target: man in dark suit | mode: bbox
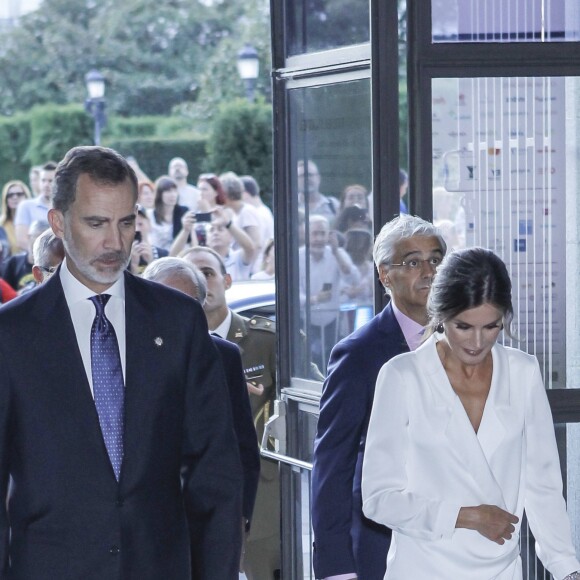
[0,146,242,579]
[142,256,260,534]
[311,214,446,580]
[183,246,280,580]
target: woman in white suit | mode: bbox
[362,247,580,580]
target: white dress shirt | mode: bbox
[59,258,126,395]
[211,309,233,339]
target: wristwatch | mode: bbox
[564,572,580,580]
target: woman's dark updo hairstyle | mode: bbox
[427,247,514,337]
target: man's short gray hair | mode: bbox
[32,228,64,269]
[142,257,207,304]
[220,171,244,201]
[373,214,446,271]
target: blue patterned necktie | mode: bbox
[89,294,125,481]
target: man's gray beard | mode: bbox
[63,231,129,287]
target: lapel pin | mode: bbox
[235,330,243,338]
[154,337,164,347]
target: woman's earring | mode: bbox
[436,323,444,334]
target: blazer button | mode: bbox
[116,499,124,507]
[110,545,120,555]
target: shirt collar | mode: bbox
[59,257,125,305]
[390,298,425,352]
[211,309,232,339]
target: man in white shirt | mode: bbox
[297,159,340,220]
[220,172,262,269]
[311,215,446,580]
[168,156,200,210]
[15,161,57,251]
[299,215,359,372]
[0,145,242,578]
[240,175,274,267]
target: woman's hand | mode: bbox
[456,505,519,544]
[181,210,197,233]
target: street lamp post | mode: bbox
[84,70,106,146]
[236,44,260,102]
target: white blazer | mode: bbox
[362,335,580,580]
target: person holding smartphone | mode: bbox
[129,207,168,275]
[172,207,256,282]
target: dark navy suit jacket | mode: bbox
[0,271,242,579]
[312,302,409,580]
[211,335,260,523]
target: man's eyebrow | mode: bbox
[399,248,443,260]
[82,214,136,223]
[83,215,109,223]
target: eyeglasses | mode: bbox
[6,191,26,199]
[389,256,442,270]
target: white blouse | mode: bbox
[362,335,580,580]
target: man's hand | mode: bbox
[212,205,234,226]
[456,505,519,544]
[247,381,264,396]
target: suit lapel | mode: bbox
[123,273,169,485]
[375,302,410,357]
[27,274,113,471]
[419,336,507,509]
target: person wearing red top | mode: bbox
[0,278,17,303]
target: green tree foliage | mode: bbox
[206,98,273,196]
[0,0,271,117]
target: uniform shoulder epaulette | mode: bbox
[247,315,276,333]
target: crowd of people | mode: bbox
[0,157,275,294]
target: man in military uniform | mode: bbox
[183,246,280,580]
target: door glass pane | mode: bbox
[288,77,373,379]
[432,0,580,42]
[286,0,370,56]
[432,76,580,391]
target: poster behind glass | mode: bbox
[432,0,579,42]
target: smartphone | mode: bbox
[195,212,213,223]
[134,231,142,243]
[322,282,333,292]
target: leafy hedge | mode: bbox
[0,114,31,183]
[0,102,273,209]
[26,105,94,165]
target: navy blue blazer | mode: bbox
[311,302,409,580]
[212,335,260,523]
[0,270,243,579]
